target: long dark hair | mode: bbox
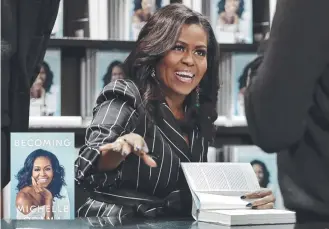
[124,3,220,140]
[41,61,54,93]
[251,159,270,188]
[16,149,66,199]
[102,60,124,87]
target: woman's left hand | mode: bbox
[242,189,275,209]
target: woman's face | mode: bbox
[38,66,46,83]
[225,0,240,15]
[32,156,54,188]
[111,66,124,81]
[252,164,264,184]
[157,24,208,98]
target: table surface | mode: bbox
[2,217,329,229]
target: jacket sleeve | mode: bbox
[75,80,141,190]
[244,0,329,152]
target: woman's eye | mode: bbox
[46,168,52,171]
[34,169,40,172]
[173,45,185,52]
[195,50,207,57]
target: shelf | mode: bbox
[48,38,258,53]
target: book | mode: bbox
[10,133,75,220]
[181,163,295,226]
[231,53,257,119]
[126,0,170,40]
[210,0,253,44]
[51,0,64,38]
[29,49,61,117]
[230,145,285,209]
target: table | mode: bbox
[1,217,329,229]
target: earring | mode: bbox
[195,85,200,108]
[151,68,155,78]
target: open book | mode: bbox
[181,163,295,226]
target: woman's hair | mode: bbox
[124,3,220,141]
[250,159,270,188]
[217,0,245,18]
[41,61,54,93]
[15,149,66,199]
[102,60,124,87]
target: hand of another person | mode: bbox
[31,177,53,202]
[241,188,275,209]
[99,133,157,168]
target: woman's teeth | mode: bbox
[38,179,48,183]
[175,72,194,83]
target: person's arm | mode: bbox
[244,0,329,152]
[16,192,34,215]
[75,80,139,189]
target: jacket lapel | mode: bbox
[155,102,192,162]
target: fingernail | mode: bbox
[246,203,252,207]
[252,206,257,209]
[240,196,246,199]
[135,146,141,151]
[142,145,149,153]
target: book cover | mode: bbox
[231,145,285,209]
[231,53,257,117]
[210,0,253,44]
[30,49,61,117]
[94,50,130,101]
[127,0,169,40]
[10,133,75,220]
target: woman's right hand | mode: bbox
[99,133,157,168]
[31,177,53,202]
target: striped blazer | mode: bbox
[75,79,209,219]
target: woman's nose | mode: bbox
[181,52,194,66]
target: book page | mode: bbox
[181,163,260,193]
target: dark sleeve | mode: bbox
[244,0,329,152]
[75,80,141,190]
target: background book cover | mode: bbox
[231,53,257,117]
[127,0,169,40]
[51,0,64,38]
[29,49,61,117]
[10,133,75,220]
[230,145,285,209]
[94,50,130,101]
[211,0,253,44]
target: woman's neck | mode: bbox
[165,93,186,120]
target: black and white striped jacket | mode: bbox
[75,79,209,219]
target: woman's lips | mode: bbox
[175,71,195,84]
[38,178,48,183]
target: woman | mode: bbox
[251,160,270,189]
[75,4,275,219]
[15,149,69,220]
[217,0,244,26]
[30,61,58,116]
[102,60,125,87]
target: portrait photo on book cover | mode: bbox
[129,0,169,40]
[211,0,253,44]
[29,49,61,117]
[231,145,285,209]
[94,50,130,101]
[10,133,75,220]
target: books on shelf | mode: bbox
[210,0,253,44]
[30,49,61,117]
[181,162,295,226]
[10,133,75,220]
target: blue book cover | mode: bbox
[10,133,75,220]
[231,145,285,209]
[211,0,253,44]
[231,53,257,116]
[30,49,61,116]
[128,0,169,40]
[51,0,64,38]
[94,50,130,101]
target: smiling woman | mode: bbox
[75,3,275,219]
[15,149,68,220]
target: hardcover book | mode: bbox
[10,133,75,220]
